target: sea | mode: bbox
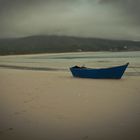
[0,51,140,76]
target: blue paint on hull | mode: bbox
[70,63,129,79]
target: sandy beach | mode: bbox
[0,67,140,140]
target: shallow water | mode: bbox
[0,51,140,76]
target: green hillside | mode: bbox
[0,35,140,55]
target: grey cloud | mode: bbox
[0,0,77,16]
[99,0,140,22]
[0,0,140,40]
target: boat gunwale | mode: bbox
[70,63,129,71]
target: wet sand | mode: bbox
[0,68,140,140]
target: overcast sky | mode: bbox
[0,0,140,40]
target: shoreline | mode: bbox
[0,64,140,77]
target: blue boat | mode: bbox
[70,63,129,79]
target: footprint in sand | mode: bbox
[14,110,27,115]
[14,112,21,115]
[0,128,14,134]
[23,98,34,103]
[8,128,13,131]
[82,136,89,140]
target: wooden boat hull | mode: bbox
[70,63,129,79]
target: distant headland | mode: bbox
[0,35,140,55]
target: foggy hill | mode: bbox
[0,35,140,55]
